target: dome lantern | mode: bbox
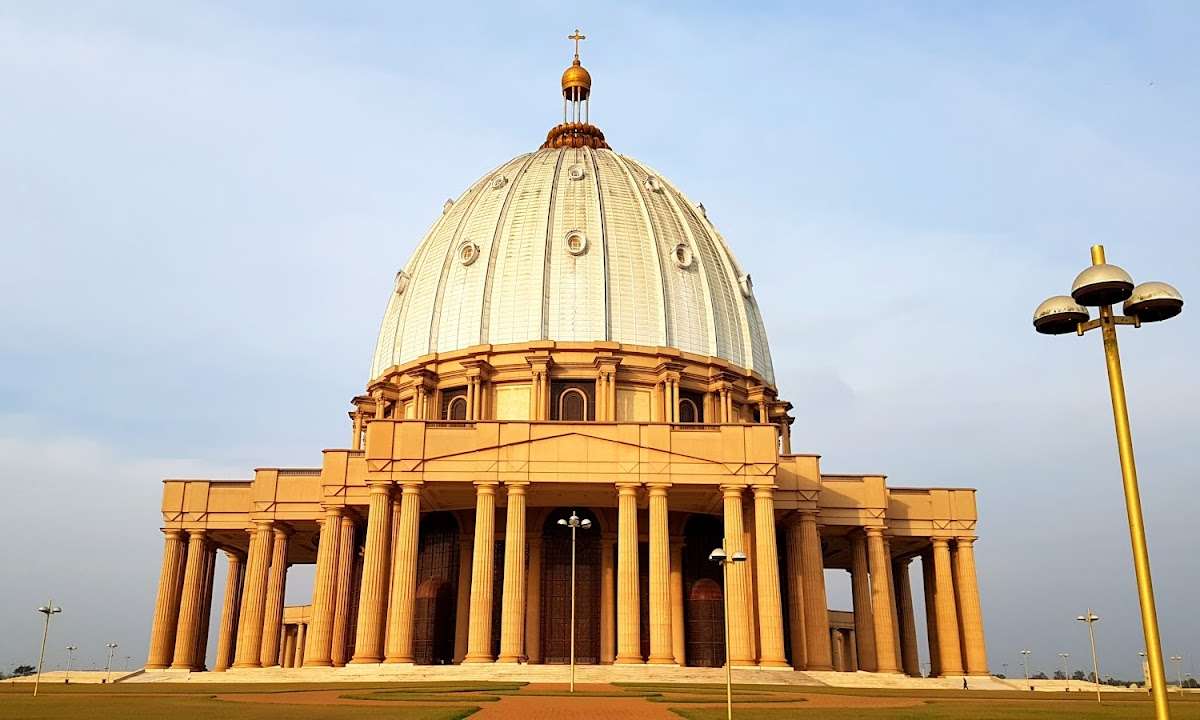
[543,29,609,150]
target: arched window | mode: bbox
[446,396,467,421]
[678,398,699,423]
[559,388,587,421]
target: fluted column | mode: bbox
[752,487,788,667]
[453,537,472,663]
[846,629,859,671]
[305,508,343,666]
[646,484,673,664]
[497,483,528,662]
[830,628,845,671]
[147,530,187,669]
[797,512,832,670]
[884,539,902,668]
[260,525,291,667]
[953,538,989,675]
[213,550,244,671]
[352,482,394,663]
[849,531,878,672]
[931,538,963,675]
[894,558,920,676]
[600,535,616,663]
[295,623,306,668]
[922,550,940,677]
[233,523,273,667]
[385,483,422,663]
[670,540,686,666]
[525,534,543,663]
[170,530,208,669]
[330,514,356,667]
[464,482,498,662]
[282,626,297,668]
[615,483,642,663]
[866,528,900,673]
[784,518,808,670]
[720,485,753,665]
[193,542,217,669]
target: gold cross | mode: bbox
[568,29,586,57]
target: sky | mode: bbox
[1,1,1197,680]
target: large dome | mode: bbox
[370,145,775,385]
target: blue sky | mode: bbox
[1,2,1197,678]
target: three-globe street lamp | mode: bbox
[556,511,591,693]
[64,646,77,684]
[709,546,746,720]
[1077,610,1102,704]
[1020,649,1032,684]
[105,643,119,684]
[33,602,62,697]
[1170,656,1183,694]
[1033,244,1182,720]
[1058,652,1071,690]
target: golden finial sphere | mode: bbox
[562,58,592,99]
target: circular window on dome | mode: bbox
[673,243,693,269]
[644,176,663,193]
[738,273,754,297]
[567,164,587,181]
[564,230,588,256]
[458,241,480,266]
[491,175,508,190]
[394,270,411,295]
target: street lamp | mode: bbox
[1077,610,1102,704]
[1033,245,1181,720]
[64,646,77,684]
[1169,656,1183,694]
[33,602,62,697]
[709,546,746,720]
[1058,652,1071,690]
[1020,649,1032,684]
[556,511,591,693]
[105,643,119,684]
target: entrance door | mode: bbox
[541,509,601,663]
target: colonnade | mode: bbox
[146,485,987,677]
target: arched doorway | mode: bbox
[683,514,726,667]
[413,512,459,664]
[541,508,601,663]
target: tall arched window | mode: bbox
[446,396,467,421]
[678,398,699,423]
[559,388,587,421]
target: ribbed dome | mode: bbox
[370,146,775,384]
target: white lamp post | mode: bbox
[1020,649,1032,684]
[1077,610,1102,704]
[556,511,591,693]
[1058,652,1070,690]
[64,646,77,684]
[33,602,62,697]
[105,643,119,684]
[1169,656,1183,694]
[709,545,747,720]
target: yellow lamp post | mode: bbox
[1033,244,1183,720]
[709,546,747,720]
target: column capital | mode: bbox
[399,481,423,495]
[321,506,344,520]
[504,481,529,495]
[162,528,185,540]
[865,526,887,538]
[955,536,977,547]
[719,483,744,498]
[930,536,952,548]
[646,482,670,497]
[366,481,393,496]
[616,482,641,496]
[271,523,294,539]
[221,547,245,562]
[253,519,275,533]
[186,528,208,539]
[751,485,776,499]
[893,555,913,568]
[474,481,499,495]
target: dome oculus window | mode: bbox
[491,175,508,190]
[567,164,587,181]
[458,241,480,266]
[673,243,694,269]
[564,230,588,256]
[644,175,663,193]
[394,270,411,296]
[738,273,753,298]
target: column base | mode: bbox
[967,671,992,676]
[144,663,170,670]
[495,655,522,663]
[303,660,333,668]
[384,657,415,664]
[231,662,262,669]
[349,656,383,664]
[647,658,678,666]
[758,660,792,668]
[462,655,495,663]
[613,657,645,664]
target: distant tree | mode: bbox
[1032,672,1049,680]
[12,665,35,677]
[1072,670,1087,681]
[1088,671,1097,683]
[1183,678,1198,689]
[995,673,1007,679]
[1054,670,1066,680]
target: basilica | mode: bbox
[144,37,988,681]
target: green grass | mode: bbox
[669,697,1200,720]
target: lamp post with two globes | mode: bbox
[556,511,591,693]
[1077,610,1102,704]
[64,645,77,684]
[1058,652,1071,690]
[105,643,119,684]
[1033,244,1182,720]
[709,546,747,720]
[33,602,62,697]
